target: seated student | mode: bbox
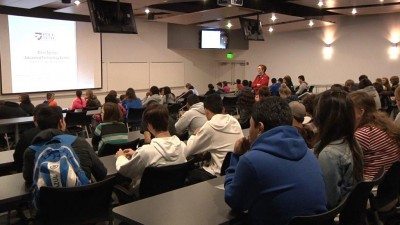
[161,86,176,105]
[205,84,216,96]
[295,75,309,95]
[142,86,162,107]
[269,78,281,96]
[302,94,318,146]
[19,94,35,116]
[345,79,359,92]
[70,90,86,111]
[85,89,101,109]
[185,94,243,182]
[289,101,313,148]
[395,86,400,126]
[43,92,57,107]
[216,82,225,94]
[222,81,230,93]
[14,104,48,172]
[357,78,381,110]
[176,83,199,101]
[0,100,29,119]
[241,80,253,92]
[255,86,271,102]
[115,104,187,193]
[175,94,207,136]
[23,105,107,185]
[236,79,243,91]
[314,90,363,209]
[237,89,255,128]
[122,88,142,115]
[279,84,298,103]
[350,92,400,181]
[105,94,127,119]
[92,102,128,152]
[225,97,327,225]
[140,102,178,144]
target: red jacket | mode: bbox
[252,74,270,93]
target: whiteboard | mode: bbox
[150,62,184,87]
[107,62,149,91]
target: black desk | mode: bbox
[0,155,117,211]
[113,176,235,225]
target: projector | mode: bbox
[217,0,243,7]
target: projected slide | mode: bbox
[0,15,101,94]
[9,16,77,93]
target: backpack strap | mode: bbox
[29,134,77,152]
[51,134,77,146]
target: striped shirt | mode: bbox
[92,122,128,152]
[355,126,400,181]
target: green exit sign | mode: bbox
[226,52,234,60]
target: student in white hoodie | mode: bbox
[185,94,244,182]
[175,94,207,136]
[115,104,187,192]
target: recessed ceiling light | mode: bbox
[145,8,150,14]
[317,0,324,7]
[309,20,314,27]
[268,26,274,33]
[74,0,80,5]
[351,8,357,15]
[226,21,233,29]
[271,13,277,22]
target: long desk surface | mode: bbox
[0,155,117,209]
[113,176,236,225]
[0,150,14,168]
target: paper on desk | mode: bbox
[215,184,225,190]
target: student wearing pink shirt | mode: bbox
[71,90,87,111]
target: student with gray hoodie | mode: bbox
[175,94,207,136]
[185,94,244,181]
[115,104,187,192]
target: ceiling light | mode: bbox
[309,20,314,27]
[74,0,80,5]
[271,13,277,22]
[317,0,324,7]
[380,0,384,2]
[226,21,233,29]
[268,26,274,33]
[145,8,150,14]
[351,8,357,15]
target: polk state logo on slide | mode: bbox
[34,32,55,41]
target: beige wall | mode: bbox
[215,13,400,87]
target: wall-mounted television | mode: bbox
[240,17,264,41]
[200,29,228,49]
[87,0,138,34]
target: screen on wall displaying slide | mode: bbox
[0,15,102,94]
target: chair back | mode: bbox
[127,108,145,126]
[36,176,116,225]
[371,161,400,210]
[139,160,194,198]
[339,169,385,225]
[220,152,232,176]
[289,197,347,225]
[168,103,182,115]
[198,95,206,102]
[65,111,90,128]
[98,138,140,157]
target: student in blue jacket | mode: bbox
[224,97,327,225]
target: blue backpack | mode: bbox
[30,134,90,208]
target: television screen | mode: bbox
[87,0,137,34]
[240,17,264,41]
[200,30,228,49]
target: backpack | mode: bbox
[30,134,90,208]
